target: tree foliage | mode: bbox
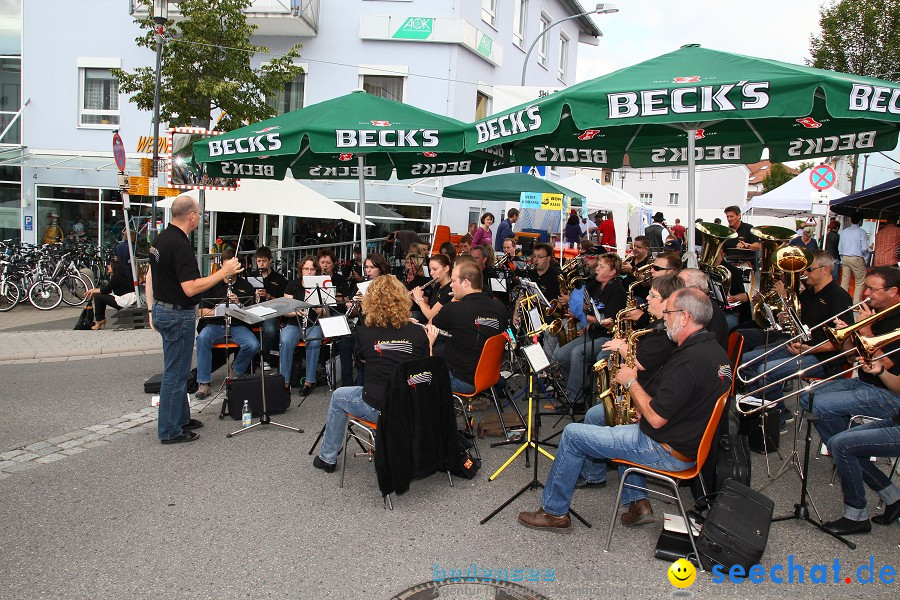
[808,0,900,81]
[761,163,796,193]
[113,0,304,130]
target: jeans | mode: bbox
[319,386,380,465]
[800,378,900,445]
[152,304,196,441]
[541,407,695,515]
[449,373,476,395]
[743,345,823,401]
[260,318,280,366]
[195,324,259,384]
[736,328,787,353]
[828,417,900,521]
[724,311,739,332]
[279,324,323,385]
[554,335,608,404]
[92,294,121,321]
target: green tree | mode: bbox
[797,161,816,172]
[113,0,304,131]
[761,163,795,193]
[808,0,900,82]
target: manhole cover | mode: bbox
[390,580,550,600]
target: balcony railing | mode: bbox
[129,0,319,36]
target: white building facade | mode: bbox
[1,0,602,249]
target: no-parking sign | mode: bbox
[809,164,836,191]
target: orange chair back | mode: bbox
[472,334,506,394]
[431,225,451,256]
[692,391,729,477]
[726,332,744,395]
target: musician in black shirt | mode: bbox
[553,253,626,405]
[313,275,437,473]
[411,253,453,322]
[279,256,328,398]
[194,248,259,400]
[252,246,288,369]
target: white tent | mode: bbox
[743,170,846,218]
[160,178,371,224]
[555,174,643,252]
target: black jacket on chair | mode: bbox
[375,356,458,497]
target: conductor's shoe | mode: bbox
[313,456,336,473]
[621,499,655,527]
[517,508,572,533]
[194,384,212,399]
[161,431,200,445]
[872,500,900,526]
[182,418,203,430]
[823,517,871,535]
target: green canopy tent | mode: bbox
[192,90,502,258]
[442,172,585,264]
[465,44,900,259]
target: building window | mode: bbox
[482,0,497,28]
[669,193,679,205]
[361,74,404,102]
[537,13,551,67]
[0,57,22,145]
[558,32,569,82]
[475,91,491,121]
[79,68,119,127]
[513,0,527,48]
[603,171,611,183]
[671,169,681,181]
[267,72,306,115]
[640,193,653,205]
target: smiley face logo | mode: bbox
[668,558,696,588]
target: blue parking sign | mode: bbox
[24,215,33,231]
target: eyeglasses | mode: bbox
[805,265,827,272]
[533,254,549,260]
[865,286,888,292]
[647,292,662,300]
[662,309,685,316]
[651,265,672,272]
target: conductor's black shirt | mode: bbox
[150,224,201,307]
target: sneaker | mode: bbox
[194,384,212,400]
[783,410,795,424]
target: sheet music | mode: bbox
[214,303,226,317]
[523,343,550,372]
[590,299,605,323]
[247,276,264,289]
[527,307,543,334]
[319,315,351,337]
[302,276,337,306]
[355,280,372,296]
[663,513,701,536]
[490,278,507,293]
[245,305,277,317]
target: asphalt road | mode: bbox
[0,337,897,598]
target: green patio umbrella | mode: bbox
[442,172,585,264]
[192,90,501,258]
[466,44,900,254]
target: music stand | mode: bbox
[225,297,310,438]
[481,339,590,528]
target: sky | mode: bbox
[575,0,825,82]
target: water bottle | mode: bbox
[242,400,252,427]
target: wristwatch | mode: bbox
[623,377,637,391]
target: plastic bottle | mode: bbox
[242,400,252,427]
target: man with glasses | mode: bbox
[620,252,682,328]
[519,288,731,532]
[146,196,243,444]
[678,269,730,350]
[621,236,651,290]
[740,250,853,430]
[800,266,900,452]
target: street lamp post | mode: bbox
[150,0,169,243]
[520,3,618,86]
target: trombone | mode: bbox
[736,298,872,385]
[735,330,900,416]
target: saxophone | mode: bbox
[597,324,657,426]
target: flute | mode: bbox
[411,321,453,338]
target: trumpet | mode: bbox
[737,298,871,385]
[735,302,900,409]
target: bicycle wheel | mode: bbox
[0,280,20,312]
[28,279,62,310]
[59,274,90,306]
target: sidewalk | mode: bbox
[0,305,162,362]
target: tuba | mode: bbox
[751,226,811,336]
[696,221,738,293]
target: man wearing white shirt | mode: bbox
[839,213,869,304]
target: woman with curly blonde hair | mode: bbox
[313,275,439,473]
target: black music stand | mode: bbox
[225,297,310,438]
